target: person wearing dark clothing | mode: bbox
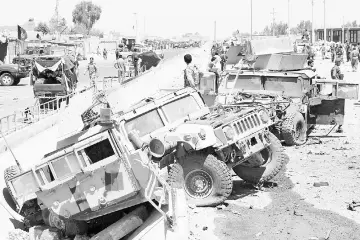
[345,41,351,62]
[331,59,343,80]
[133,54,139,77]
[103,48,107,60]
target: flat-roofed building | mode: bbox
[315,27,360,44]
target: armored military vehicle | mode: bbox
[3,94,181,238]
[114,87,286,207]
[200,39,359,146]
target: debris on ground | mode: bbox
[347,201,360,211]
[7,229,29,240]
[306,137,322,145]
[313,182,329,187]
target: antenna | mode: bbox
[271,8,277,36]
[0,131,22,171]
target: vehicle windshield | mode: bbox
[162,95,201,123]
[125,109,165,137]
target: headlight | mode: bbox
[198,129,206,140]
[259,110,270,123]
[223,126,235,140]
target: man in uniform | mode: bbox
[350,46,359,72]
[336,45,344,63]
[183,54,202,89]
[331,59,343,80]
[84,57,98,89]
[114,54,125,84]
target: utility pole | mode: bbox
[342,16,345,43]
[271,8,276,36]
[134,13,138,43]
[250,0,253,39]
[288,0,290,36]
[324,0,326,42]
[311,0,314,43]
[214,21,217,42]
[143,16,146,39]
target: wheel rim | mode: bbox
[2,75,12,85]
[184,169,213,199]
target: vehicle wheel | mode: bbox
[4,165,22,210]
[42,208,88,237]
[13,78,20,86]
[171,153,233,207]
[233,132,285,184]
[0,73,15,86]
[281,111,307,146]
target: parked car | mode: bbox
[0,62,29,86]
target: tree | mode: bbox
[262,22,288,36]
[291,20,312,35]
[72,1,102,34]
[34,22,50,35]
[352,20,358,27]
[49,17,67,34]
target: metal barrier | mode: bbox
[0,86,94,136]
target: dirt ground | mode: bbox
[188,56,360,240]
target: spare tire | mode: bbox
[4,165,22,210]
[170,153,233,207]
[281,111,307,146]
[233,132,286,184]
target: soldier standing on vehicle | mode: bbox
[84,57,98,90]
[350,46,359,72]
[183,54,202,89]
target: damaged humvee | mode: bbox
[3,93,178,237]
[114,87,286,207]
[200,37,359,146]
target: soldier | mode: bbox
[330,43,335,62]
[183,54,202,89]
[84,57,98,90]
[331,59,343,80]
[320,43,326,60]
[345,40,351,62]
[336,45,344,63]
[350,46,359,72]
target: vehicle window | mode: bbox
[125,110,164,137]
[84,139,115,164]
[12,172,39,196]
[226,75,262,90]
[162,96,201,123]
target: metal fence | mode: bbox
[0,87,93,136]
[0,63,149,137]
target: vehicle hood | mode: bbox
[0,63,19,70]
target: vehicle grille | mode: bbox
[231,113,262,136]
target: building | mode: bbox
[315,27,360,44]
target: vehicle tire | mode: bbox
[233,132,285,184]
[281,111,307,146]
[13,78,20,86]
[0,73,15,86]
[171,153,233,207]
[42,208,88,237]
[4,165,22,209]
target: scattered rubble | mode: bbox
[313,182,329,187]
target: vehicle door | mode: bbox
[309,79,359,125]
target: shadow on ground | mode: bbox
[212,154,360,240]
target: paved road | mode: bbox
[0,49,189,119]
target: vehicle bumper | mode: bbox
[13,72,29,79]
[234,129,272,159]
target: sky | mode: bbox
[1,0,359,39]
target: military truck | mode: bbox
[3,97,182,238]
[200,43,359,146]
[114,87,286,207]
[30,55,78,106]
